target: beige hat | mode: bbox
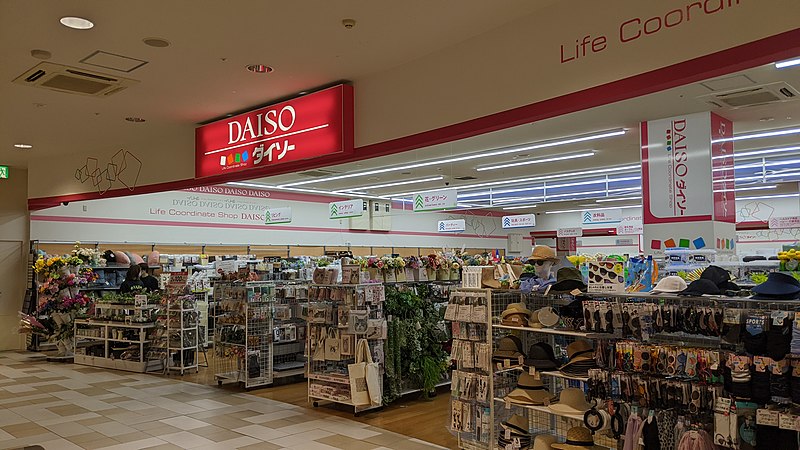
[565,340,593,358]
[505,373,555,406]
[536,306,560,328]
[651,275,688,294]
[527,245,560,263]
[501,302,532,319]
[499,414,530,435]
[532,434,557,450]
[529,309,543,328]
[551,426,603,450]
[548,388,593,415]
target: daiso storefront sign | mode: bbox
[195,85,353,178]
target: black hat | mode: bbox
[103,250,116,263]
[750,272,800,300]
[700,265,739,292]
[550,267,587,293]
[524,342,559,370]
[679,278,720,296]
[742,256,766,262]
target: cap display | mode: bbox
[548,388,593,415]
[549,267,587,293]
[550,426,603,450]
[699,265,740,292]
[650,275,688,294]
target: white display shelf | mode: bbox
[493,366,588,382]
[76,320,156,329]
[493,324,606,339]
[95,303,159,310]
[493,397,584,421]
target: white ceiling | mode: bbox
[243,62,800,212]
[0,0,555,168]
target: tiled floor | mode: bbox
[0,352,447,450]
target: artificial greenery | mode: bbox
[383,284,449,404]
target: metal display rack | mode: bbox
[163,291,200,375]
[272,280,309,379]
[306,282,385,415]
[213,282,274,389]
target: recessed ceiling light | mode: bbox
[60,16,94,30]
[143,37,170,48]
[246,64,273,74]
[298,91,308,95]
[13,143,32,149]
[125,117,145,123]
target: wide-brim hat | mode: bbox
[528,309,543,328]
[500,414,530,436]
[535,307,560,328]
[566,340,592,358]
[501,313,531,328]
[524,342,559,370]
[527,245,560,263]
[559,355,598,376]
[651,275,688,294]
[700,265,740,292]
[548,388,593,415]
[751,272,800,299]
[678,278,720,296]
[551,426,604,450]
[493,336,525,361]
[506,373,555,406]
[502,303,532,318]
[550,267,587,293]
[532,434,557,450]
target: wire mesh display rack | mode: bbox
[306,283,385,415]
[272,280,309,379]
[213,282,274,389]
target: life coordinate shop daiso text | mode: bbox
[559,0,740,63]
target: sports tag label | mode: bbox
[745,315,766,336]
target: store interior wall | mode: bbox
[24,2,800,201]
[30,186,517,254]
[0,169,30,350]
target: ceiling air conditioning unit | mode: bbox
[12,62,138,97]
[700,82,799,109]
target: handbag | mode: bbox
[348,339,372,406]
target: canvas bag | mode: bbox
[348,339,381,406]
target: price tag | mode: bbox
[756,409,780,427]
[771,311,789,326]
[504,359,511,368]
[134,294,147,306]
[505,397,511,410]
[570,288,582,296]
[518,355,524,366]
[505,428,511,439]
[779,413,799,431]
[529,366,536,376]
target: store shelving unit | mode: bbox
[164,293,199,375]
[74,301,162,372]
[272,281,309,379]
[306,282,385,415]
[213,282,274,389]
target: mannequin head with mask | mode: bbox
[526,245,559,280]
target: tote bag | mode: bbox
[348,339,372,406]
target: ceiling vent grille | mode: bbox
[700,82,799,109]
[297,169,342,178]
[12,62,139,97]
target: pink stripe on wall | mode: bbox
[30,215,510,240]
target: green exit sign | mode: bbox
[0,166,8,179]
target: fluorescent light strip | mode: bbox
[595,196,642,203]
[476,151,595,172]
[736,193,799,201]
[341,176,443,191]
[545,205,642,214]
[716,145,800,160]
[713,185,776,193]
[226,182,389,200]
[717,158,800,172]
[712,127,800,143]
[720,170,800,183]
[278,129,625,187]
[492,187,640,206]
[776,57,800,69]
[390,164,641,197]
[502,204,540,210]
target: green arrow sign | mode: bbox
[0,165,8,179]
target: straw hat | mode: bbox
[500,414,530,435]
[551,426,603,450]
[548,388,593,415]
[501,303,533,327]
[493,336,525,362]
[532,434,557,450]
[559,341,597,376]
[505,373,555,406]
[565,340,593,358]
[527,245,560,263]
[501,303,532,318]
[535,306,560,328]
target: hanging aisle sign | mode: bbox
[329,199,363,219]
[438,219,466,233]
[195,85,354,178]
[502,214,536,229]
[264,207,292,224]
[413,189,458,212]
[582,209,621,224]
[557,227,583,238]
[616,223,644,235]
[0,165,8,179]
[769,216,800,229]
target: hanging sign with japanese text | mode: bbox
[413,189,458,212]
[329,199,364,219]
[616,223,644,235]
[769,216,800,229]
[557,227,583,238]
[502,214,536,229]
[195,85,353,178]
[437,219,466,233]
[582,209,621,224]
[264,207,292,224]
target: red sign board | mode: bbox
[195,84,353,178]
